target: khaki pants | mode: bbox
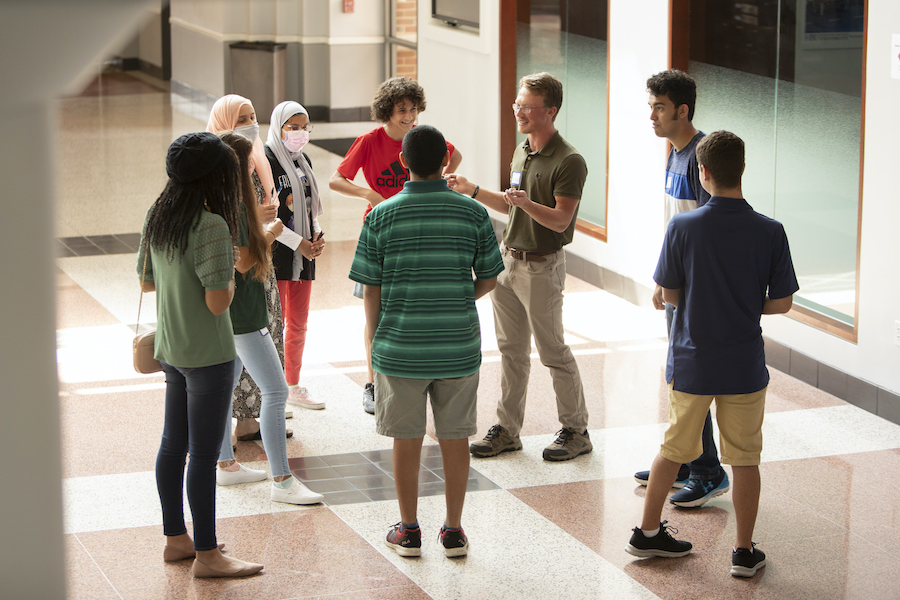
[492,247,588,437]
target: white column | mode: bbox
[0,2,153,597]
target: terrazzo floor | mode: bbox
[57,71,900,600]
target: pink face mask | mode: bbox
[283,130,309,152]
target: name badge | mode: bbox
[510,170,522,187]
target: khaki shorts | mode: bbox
[661,380,767,467]
[374,372,479,440]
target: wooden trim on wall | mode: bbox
[788,305,857,343]
[574,0,610,243]
[669,0,689,71]
[853,0,868,337]
[499,0,517,190]
[574,220,607,240]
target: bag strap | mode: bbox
[136,242,148,336]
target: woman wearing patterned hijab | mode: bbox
[206,95,290,448]
[265,101,325,410]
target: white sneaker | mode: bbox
[288,386,325,410]
[216,463,268,486]
[271,478,324,505]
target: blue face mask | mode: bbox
[234,123,259,142]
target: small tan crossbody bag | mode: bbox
[133,245,161,374]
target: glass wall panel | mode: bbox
[687,0,863,326]
[515,0,608,229]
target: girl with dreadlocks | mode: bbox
[213,132,323,505]
[137,132,263,578]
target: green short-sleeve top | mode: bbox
[229,204,268,334]
[137,209,236,368]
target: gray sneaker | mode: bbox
[363,383,375,415]
[542,428,592,461]
[469,424,522,458]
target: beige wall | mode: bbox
[168,0,387,118]
[416,0,501,201]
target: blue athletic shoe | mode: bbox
[669,469,730,508]
[634,464,691,488]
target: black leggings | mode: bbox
[156,359,236,551]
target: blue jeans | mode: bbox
[157,359,236,551]
[666,303,721,480]
[217,328,291,478]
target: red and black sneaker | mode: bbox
[439,526,468,557]
[385,522,421,557]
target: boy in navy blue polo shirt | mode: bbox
[625,131,798,578]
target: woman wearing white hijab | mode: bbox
[265,101,326,409]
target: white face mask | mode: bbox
[283,130,309,153]
[234,123,259,142]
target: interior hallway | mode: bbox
[57,70,900,600]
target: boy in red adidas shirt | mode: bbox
[329,77,462,414]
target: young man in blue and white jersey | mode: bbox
[632,70,729,508]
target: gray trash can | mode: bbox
[229,42,286,124]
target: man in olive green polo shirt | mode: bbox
[447,71,591,461]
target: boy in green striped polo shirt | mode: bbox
[350,125,504,558]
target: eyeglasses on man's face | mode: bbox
[511,104,547,114]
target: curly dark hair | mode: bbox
[646,69,697,121]
[143,147,242,261]
[370,77,426,123]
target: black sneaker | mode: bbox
[634,464,691,488]
[438,526,468,557]
[363,383,375,415]
[470,424,523,458]
[625,521,693,558]
[669,469,730,508]
[385,522,421,557]
[731,544,766,577]
[542,428,593,461]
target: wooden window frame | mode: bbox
[499,0,609,242]
[669,0,865,344]
[386,0,418,79]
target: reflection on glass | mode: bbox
[688,0,862,325]
[515,1,608,229]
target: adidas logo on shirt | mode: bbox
[376,160,408,188]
